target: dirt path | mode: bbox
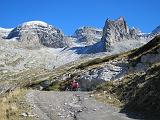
[26,91,138,120]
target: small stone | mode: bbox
[103,91,107,94]
[69,112,74,116]
[78,109,83,112]
[93,109,97,111]
[60,115,65,118]
[76,95,80,97]
[84,97,88,100]
[106,95,112,99]
[57,113,62,116]
[49,104,52,107]
[66,114,70,117]
[27,112,35,117]
[89,94,94,97]
[20,112,28,117]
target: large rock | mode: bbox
[6,21,66,48]
[101,17,141,50]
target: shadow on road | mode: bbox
[119,109,160,120]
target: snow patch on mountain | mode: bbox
[21,21,49,28]
[0,27,13,37]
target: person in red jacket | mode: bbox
[71,80,80,91]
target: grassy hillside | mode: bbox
[95,36,160,115]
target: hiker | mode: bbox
[70,80,80,91]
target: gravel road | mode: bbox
[26,91,139,120]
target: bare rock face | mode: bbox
[75,58,128,91]
[101,17,140,49]
[63,36,78,47]
[73,26,102,45]
[129,27,140,39]
[6,21,66,48]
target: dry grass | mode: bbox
[94,92,123,107]
[0,88,31,120]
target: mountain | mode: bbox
[85,17,160,54]
[2,18,160,53]
[65,17,147,54]
[0,17,160,72]
[66,17,151,54]
[100,17,144,52]
[102,17,138,44]
[5,21,67,48]
[73,26,102,45]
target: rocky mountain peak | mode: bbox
[117,16,125,21]
[5,21,66,48]
[73,26,102,45]
[101,17,140,51]
[114,16,129,33]
[74,26,102,36]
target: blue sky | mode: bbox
[0,0,160,35]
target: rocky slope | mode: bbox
[0,38,80,72]
[31,35,160,90]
